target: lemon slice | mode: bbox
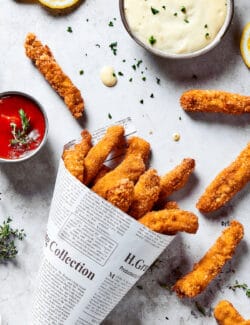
[38,0,79,9]
[240,22,250,68]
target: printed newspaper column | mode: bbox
[32,118,174,325]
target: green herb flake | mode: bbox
[0,217,26,262]
[181,6,186,13]
[137,60,143,68]
[142,77,146,81]
[162,5,166,10]
[174,12,178,16]
[150,93,154,98]
[132,64,136,71]
[67,26,73,33]
[156,77,161,85]
[109,42,118,55]
[228,280,250,298]
[79,70,84,75]
[108,21,114,27]
[205,33,210,39]
[108,113,112,119]
[140,99,144,104]
[151,7,160,15]
[184,18,189,23]
[118,71,124,76]
[129,78,133,82]
[204,24,208,28]
[148,35,157,45]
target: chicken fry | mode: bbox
[25,33,84,118]
[173,220,244,298]
[84,125,125,185]
[214,300,250,325]
[129,169,160,219]
[180,89,250,114]
[62,130,92,182]
[92,154,145,198]
[139,209,198,235]
[197,143,250,213]
[106,178,134,212]
[158,158,195,202]
[91,164,111,186]
[125,136,151,164]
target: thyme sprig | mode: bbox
[229,280,250,297]
[0,217,26,262]
[10,109,31,146]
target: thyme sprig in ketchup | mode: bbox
[10,109,32,146]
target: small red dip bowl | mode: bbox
[0,91,48,162]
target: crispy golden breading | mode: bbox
[125,136,151,164]
[106,178,134,212]
[91,164,111,186]
[92,154,145,198]
[139,209,198,235]
[164,201,179,209]
[62,130,92,182]
[173,220,244,298]
[197,143,250,213]
[214,300,250,325]
[158,158,195,202]
[83,125,125,185]
[129,169,160,219]
[25,33,84,118]
[180,90,250,114]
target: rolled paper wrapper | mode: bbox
[32,123,174,325]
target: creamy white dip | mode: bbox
[124,0,227,54]
[100,66,117,87]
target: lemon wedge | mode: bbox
[38,0,79,9]
[240,22,250,68]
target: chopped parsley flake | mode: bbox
[108,113,112,119]
[151,7,160,15]
[156,77,161,85]
[132,64,136,70]
[184,18,189,23]
[95,44,101,48]
[109,42,117,55]
[118,71,124,76]
[67,26,73,33]
[204,24,208,28]
[174,12,178,16]
[122,59,126,63]
[79,70,84,75]
[129,78,133,82]
[140,99,144,104]
[148,35,157,45]
[109,21,114,27]
[150,93,154,98]
[205,33,210,39]
[181,6,186,13]
[137,60,143,68]
[142,77,146,81]
[162,5,166,10]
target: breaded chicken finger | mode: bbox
[197,143,250,213]
[139,209,198,235]
[129,169,160,219]
[62,130,92,182]
[173,220,244,298]
[91,165,111,186]
[125,137,151,164]
[84,125,125,185]
[157,158,195,202]
[25,33,84,118]
[181,90,250,114]
[214,300,250,325]
[106,178,134,212]
[92,154,145,198]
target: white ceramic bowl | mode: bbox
[120,0,234,59]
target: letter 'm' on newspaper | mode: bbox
[32,118,174,325]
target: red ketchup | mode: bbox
[0,94,46,160]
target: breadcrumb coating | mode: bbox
[92,154,145,198]
[83,125,125,185]
[25,33,84,118]
[158,158,195,202]
[197,143,250,213]
[125,137,151,164]
[62,130,92,182]
[180,90,250,114]
[164,201,179,209]
[129,169,160,219]
[106,178,134,212]
[173,220,244,298]
[214,300,250,325]
[91,165,111,186]
[139,209,198,235]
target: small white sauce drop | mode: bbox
[124,0,227,54]
[100,66,117,87]
[172,132,180,141]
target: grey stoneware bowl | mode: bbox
[0,91,49,163]
[119,0,234,59]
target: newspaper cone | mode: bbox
[32,121,174,324]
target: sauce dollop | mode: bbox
[0,94,46,160]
